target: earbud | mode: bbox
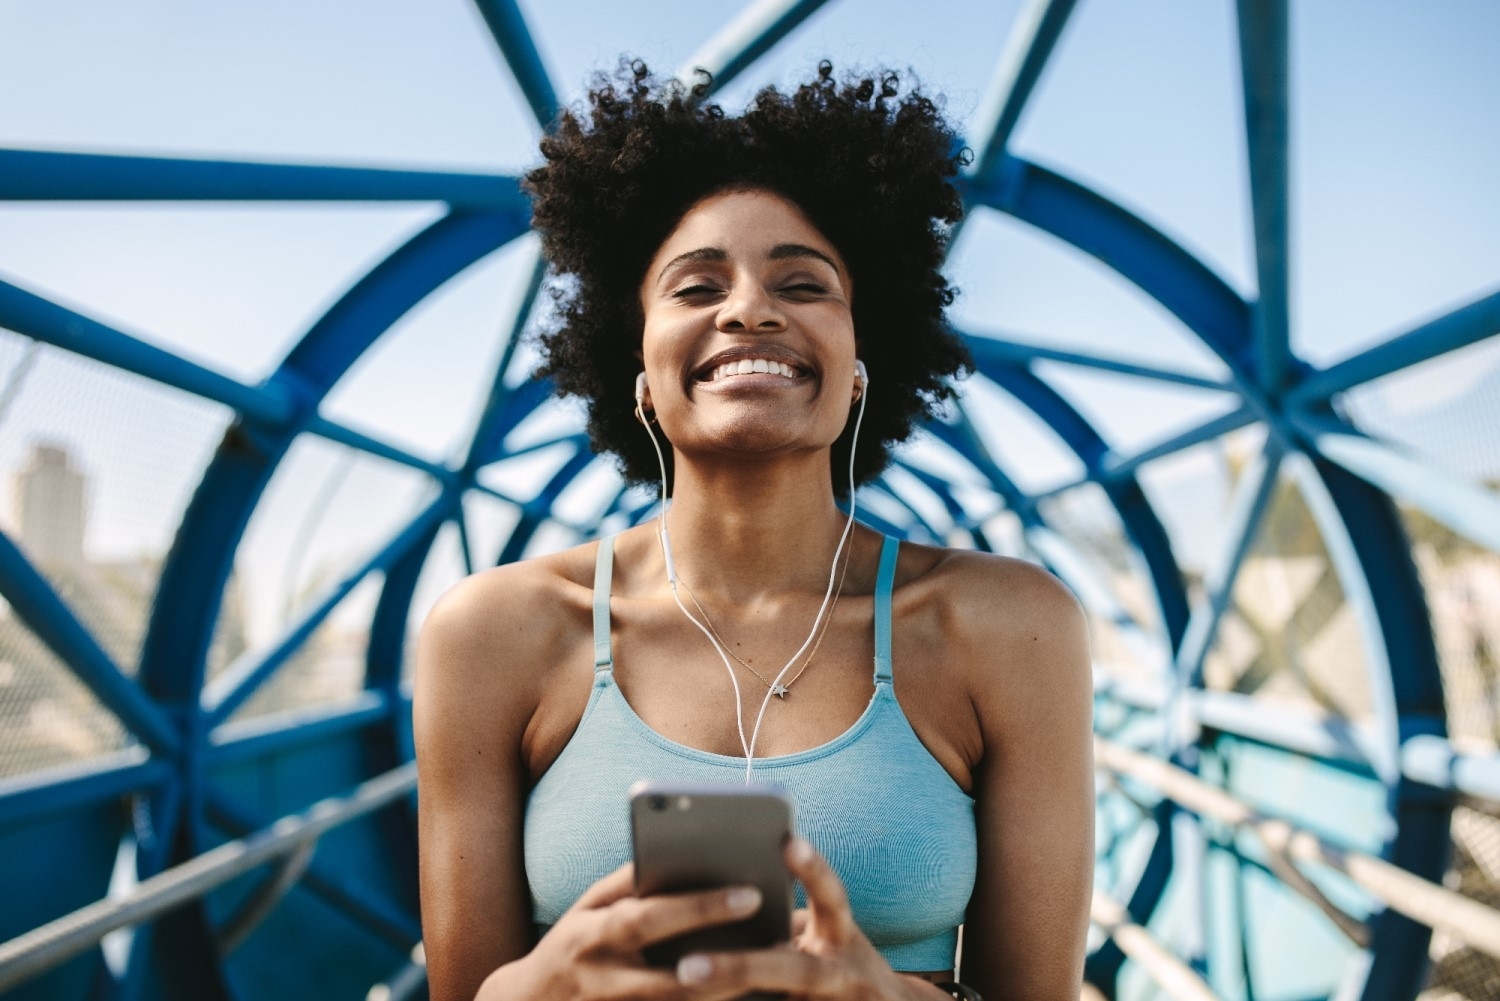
[855,359,869,386]
[634,372,652,424]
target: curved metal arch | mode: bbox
[1301,457,1448,1001]
[964,156,1262,402]
[127,206,529,997]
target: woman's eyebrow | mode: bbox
[767,243,840,272]
[656,247,726,283]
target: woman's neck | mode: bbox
[657,450,855,606]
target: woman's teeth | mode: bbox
[707,359,799,381]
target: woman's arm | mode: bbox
[957,560,1095,1000]
[414,568,550,1001]
[415,556,774,1001]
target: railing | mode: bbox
[1090,731,1500,999]
[10,732,1500,1000]
[0,762,418,994]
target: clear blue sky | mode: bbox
[1,0,1497,641]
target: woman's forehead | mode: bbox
[648,188,847,276]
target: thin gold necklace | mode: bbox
[678,547,852,699]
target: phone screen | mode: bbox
[630,781,795,968]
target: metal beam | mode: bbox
[925,411,1032,515]
[675,0,832,96]
[0,149,529,210]
[966,0,1079,183]
[1097,405,1259,483]
[1173,442,1283,684]
[982,363,1109,472]
[469,0,561,127]
[1402,736,1500,803]
[0,530,179,756]
[1290,412,1500,554]
[1094,674,1382,774]
[967,158,1258,395]
[205,692,390,768]
[1029,405,1258,503]
[961,328,1233,390]
[201,494,452,725]
[0,764,418,994]
[1236,0,1293,393]
[0,751,171,829]
[1286,287,1500,407]
[1292,454,1447,1000]
[302,415,459,485]
[201,789,422,950]
[460,252,550,474]
[0,275,294,425]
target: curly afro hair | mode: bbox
[525,59,971,493]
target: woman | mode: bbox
[414,62,1093,1001]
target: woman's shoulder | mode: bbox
[895,541,1090,716]
[897,541,1084,635]
[414,539,603,702]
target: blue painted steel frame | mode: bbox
[0,532,178,755]
[122,208,527,999]
[0,149,531,210]
[0,2,1490,998]
[1237,0,1293,394]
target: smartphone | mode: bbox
[630,780,795,971]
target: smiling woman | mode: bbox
[413,60,1094,1001]
[528,60,972,492]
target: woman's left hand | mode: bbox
[674,838,951,1001]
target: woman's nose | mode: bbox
[716,282,786,332]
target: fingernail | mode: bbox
[677,954,712,984]
[789,837,814,864]
[727,886,761,913]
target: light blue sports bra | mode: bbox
[523,535,977,971]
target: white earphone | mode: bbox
[633,361,870,782]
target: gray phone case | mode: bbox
[630,780,795,977]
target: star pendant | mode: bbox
[771,683,789,699]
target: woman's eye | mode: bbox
[780,283,827,296]
[672,284,721,299]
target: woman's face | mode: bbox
[637,188,858,467]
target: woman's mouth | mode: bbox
[698,357,804,382]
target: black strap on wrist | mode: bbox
[934,982,983,1001]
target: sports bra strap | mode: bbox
[873,535,900,684]
[593,535,615,671]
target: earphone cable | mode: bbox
[744,385,866,781]
[638,400,752,762]
[637,369,869,783]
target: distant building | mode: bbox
[13,442,85,570]
[0,441,250,779]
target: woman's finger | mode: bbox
[603,885,764,953]
[791,908,810,937]
[676,947,836,999]
[785,838,855,940]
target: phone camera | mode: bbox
[649,795,668,812]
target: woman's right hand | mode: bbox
[477,863,764,1000]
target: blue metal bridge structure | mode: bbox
[1,2,1497,999]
